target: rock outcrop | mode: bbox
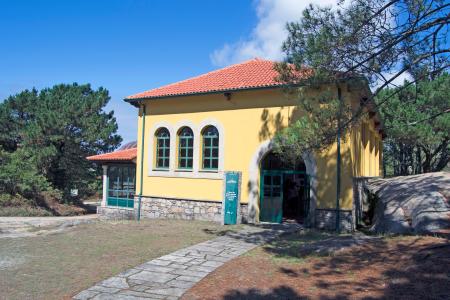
[367,172,450,235]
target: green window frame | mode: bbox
[178,127,193,169]
[202,126,219,170]
[155,128,170,169]
[107,164,135,208]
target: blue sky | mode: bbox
[0,0,261,142]
[1,0,341,143]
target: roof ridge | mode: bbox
[126,58,276,99]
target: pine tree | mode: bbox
[0,83,122,202]
[377,74,450,175]
[274,0,449,155]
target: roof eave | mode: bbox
[123,84,289,105]
[123,75,367,105]
[87,158,136,163]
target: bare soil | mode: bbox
[183,232,450,300]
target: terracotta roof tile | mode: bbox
[86,148,137,162]
[126,58,308,100]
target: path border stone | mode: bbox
[74,223,301,300]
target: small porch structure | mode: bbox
[87,142,137,210]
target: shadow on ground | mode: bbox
[223,286,307,300]
[186,229,450,300]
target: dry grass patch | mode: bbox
[0,219,241,300]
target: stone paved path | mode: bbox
[73,223,301,300]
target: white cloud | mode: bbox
[371,69,414,91]
[210,0,338,66]
[385,71,414,87]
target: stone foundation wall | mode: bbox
[140,197,223,222]
[240,204,249,223]
[97,197,249,224]
[140,197,249,223]
[315,209,354,232]
[97,201,352,231]
[97,206,136,220]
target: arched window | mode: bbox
[155,128,170,169]
[202,126,219,170]
[178,127,194,169]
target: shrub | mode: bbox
[0,148,50,198]
[0,206,53,217]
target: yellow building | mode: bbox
[90,59,383,230]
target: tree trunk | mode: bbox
[422,146,432,173]
[415,146,422,174]
[431,140,449,172]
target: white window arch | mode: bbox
[147,119,224,179]
[155,127,170,169]
[177,126,194,170]
[198,119,225,173]
[201,125,219,170]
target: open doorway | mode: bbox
[259,152,309,223]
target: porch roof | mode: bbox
[86,147,137,163]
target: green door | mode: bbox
[260,172,283,223]
[224,172,240,224]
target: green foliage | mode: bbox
[0,193,53,216]
[377,74,450,174]
[0,193,29,207]
[272,0,379,158]
[273,86,353,162]
[273,0,449,162]
[0,206,53,217]
[0,83,121,206]
[278,0,449,88]
[0,148,50,198]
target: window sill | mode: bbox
[199,169,219,173]
[153,168,169,171]
[105,205,135,210]
[175,169,193,172]
[147,169,223,180]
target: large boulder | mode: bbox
[368,172,450,235]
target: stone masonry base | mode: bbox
[141,197,223,222]
[98,197,352,231]
[97,206,135,220]
[315,208,354,232]
[98,196,249,224]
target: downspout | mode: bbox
[137,104,146,221]
[336,85,342,233]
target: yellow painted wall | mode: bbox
[350,116,383,178]
[135,86,382,212]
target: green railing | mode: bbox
[107,189,134,208]
[107,164,136,209]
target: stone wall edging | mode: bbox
[315,208,353,232]
[97,206,136,220]
[98,197,249,223]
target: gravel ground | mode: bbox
[0,214,98,238]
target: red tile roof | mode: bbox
[86,148,137,162]
[126,58,307,100]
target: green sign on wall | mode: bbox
[223,171,241,225]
